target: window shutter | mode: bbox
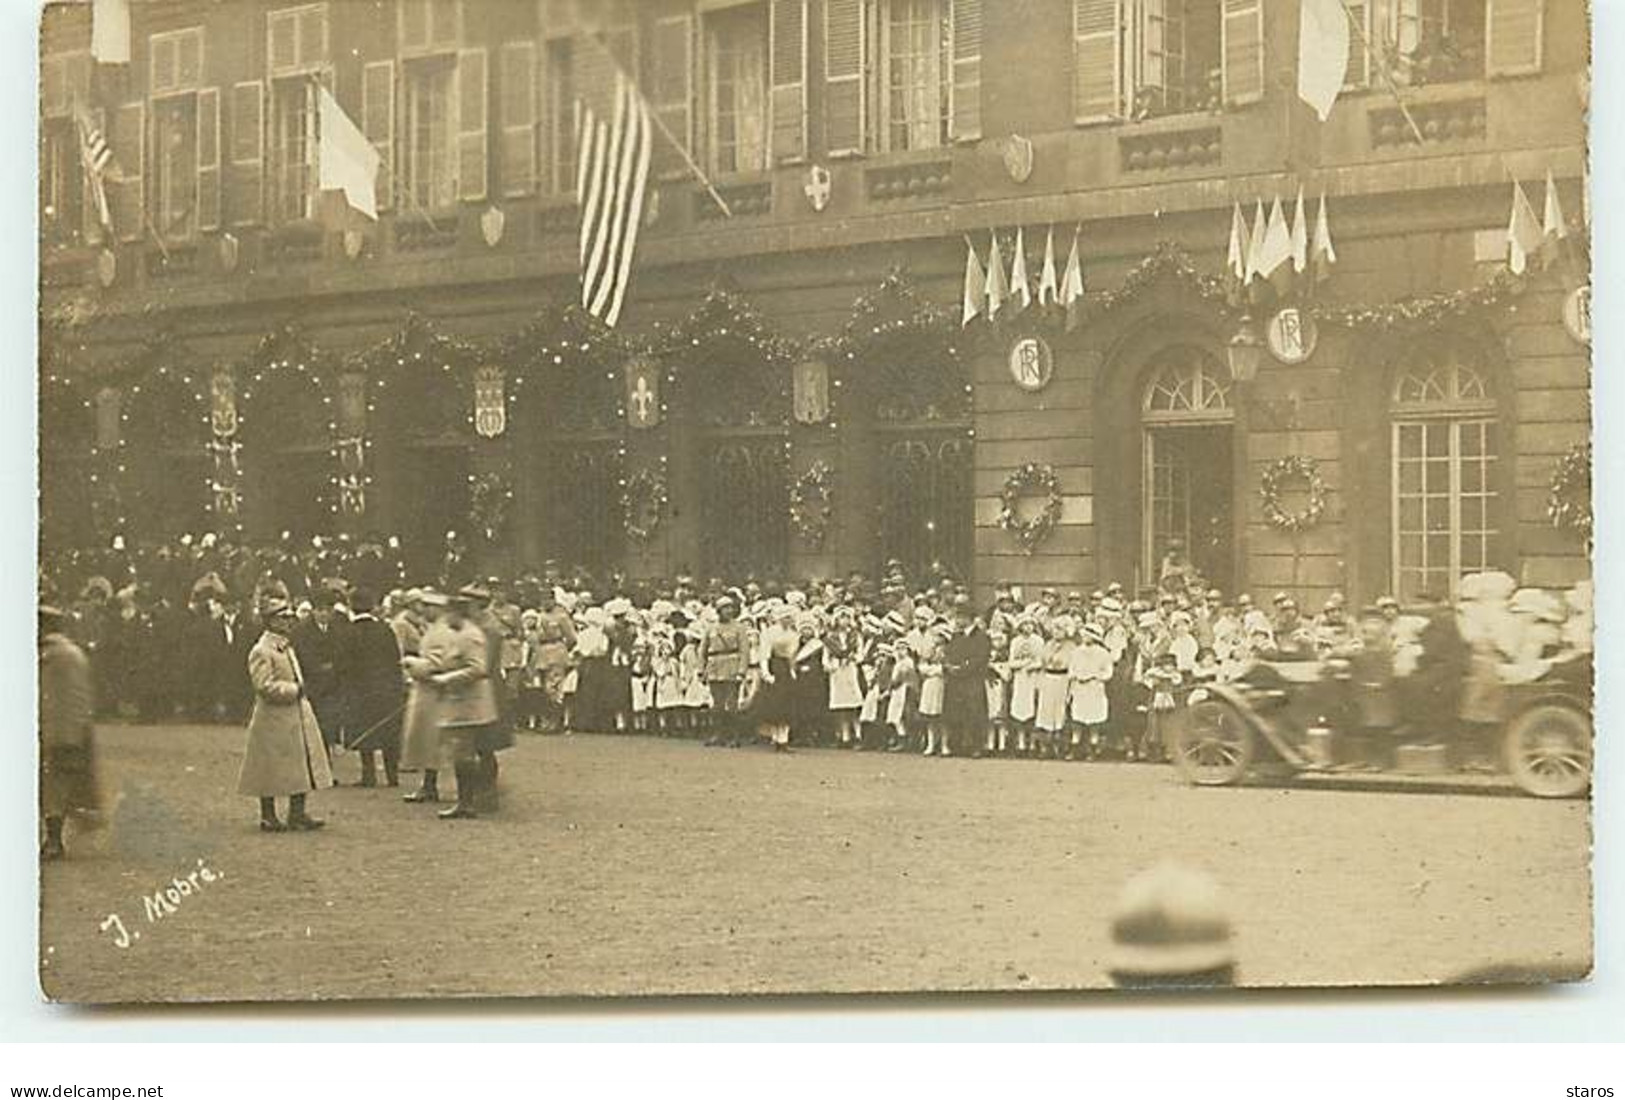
[430,0,462,51]
[399,0,431,54]
[197,87,221,231]
[228,80,264,226]
[178,30,203,87]
[769,0,808,162]
[500,41,537,197]
[1073,0,1124,123]
[269,10,299,74]
[363,60,396,210]
[151,36,180,94]
[650,13,694,178]
[950,0,983,142]
[42,55,69,117]
[1139,0,1168,94]
[298,5,328,67]
[1487,0,1543,77]
[1220,0,1264,106]
[1343,1,1370,88]
[108,101,145,241]
[457,47,489,202]
[823,0,866,157]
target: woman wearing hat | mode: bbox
[753,604,799,751]
[790,612,829,746]
[699,594,752,748]
[236,598,333,832]
[1007,614,1044,755]
[1068,622,1114,760]
[40,605,100,859]
[1034,616,1077,759]
[824,606,865,749]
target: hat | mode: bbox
[913,606,936,625]
[1272,591,1291,605]
[1083,623,1105,644]
[1206,588,1223,601]
[1106,581,1124,595]
[456,583,491,602]
[405,587,426,604]
[603,597,633,617]
[1100,597,1124,615]
[350,588,378,613]
[1376,595,1400,610]
[1108,863,1235,981]
[419,590,450,608]
[262,597,295,620]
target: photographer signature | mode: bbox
[98,858,226,949]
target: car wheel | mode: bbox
[1172,698,1253,786]
[1504,703,1592,799]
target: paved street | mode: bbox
[39,725,1592,1002]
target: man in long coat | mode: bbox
[237,599,332,832]
[941,595,992,758]
[40,605,100,860]
[338,588,404,788]
[292,588,347,748]
[434,591,500,820]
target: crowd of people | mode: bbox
[38,531,1594,852]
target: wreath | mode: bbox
[998,462,1064,553]
[469,471,513,542]
[1260,455,1328,533]
[789,460,834,547]
[622,467,668,543]
[1547,443,1592,546]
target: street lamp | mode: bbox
[1226,314,1266,383]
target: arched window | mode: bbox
[1140,346,1235,590]
[1390,346,1499,600]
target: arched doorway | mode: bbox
[240,367,333,541]
[1140,346,1235,592]
[122,372,210,541]
[373,364,472,579]
[1389,344,1501,600]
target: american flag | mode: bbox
[74,107,115,238]
[576,72,652,329]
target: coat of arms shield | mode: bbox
[625,357,662,430]
[209,370,238,438]
[474,366,507,439]
[793,359,831,424]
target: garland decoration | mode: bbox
[1092,240,1232,313]
[1309,271,1525,331]
[1546,442,1592,547]
[998,462,1064,553]
[468,470,514,543]
[1260,455,1328,533]
[789,461,835,547]
[622,466,669,544]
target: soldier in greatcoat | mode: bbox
[434,590,501,820]
[401,591,452,803]
[40,605,100,860]
[236,599,333,832]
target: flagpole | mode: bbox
[1338,0,1426,145]
[577,22,733,220]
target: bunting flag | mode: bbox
[962,236,987,327]
[985,230,1009,319]
[1258,196,1296,294]
[1541,170,1568,269]
[1506,179,1543,277]
[1061,227,1086,332]
[1311,193,1337,288]
[1038,226,1060,306]
[1245,198,1268,284]
[91,0,131,64]
[1297,0,1350,122]
[317,84,381,222]
[1009,226,1032,313]
[577,73,653,328]
[1225,202,1248,304]
[74,107,114,239]
[1290,187,1310,276]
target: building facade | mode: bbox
[39,0,1591,604]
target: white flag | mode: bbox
[318,85,381,220]
[1291,187,1310,273]
[1298,0,1350,122]
[962,237,987,327]
[91,0,131,64]
[1010,226,1032,312]
[1245,199,1268,283]
[1038,226,1060,306]
[1256,196,1294,285]
[1227,202,1248,285]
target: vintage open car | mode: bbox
[1169,651,1593,799]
